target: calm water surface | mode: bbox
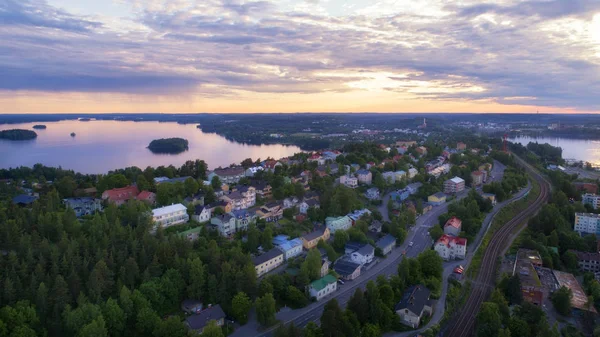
[0,120,302,174]
[510,136,600,166]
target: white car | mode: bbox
[409,241,414,247]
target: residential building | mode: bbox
[382,171,396,184]
[253,248,284,277]
[326,216,352,233]
[391,189,410,202]
[256,202,284,222]
[206,200,232,214]
[283,197,300,209]
[395,170,407,181]
[152,204,189,231]
[396,140,416,147]
[208,166,245,184]
[407,182,422,195]
[231,209,256,232]
[347,209,372,225]
[471,171,484,186]
[155,176,192,185]
[308,274,337,301]
[137,191,157,205]
[192,205,211,223]
[340,175,358,188]
[210,213,236,237]
[574,213,600,235]
[245,166,264,177]
[427,192,447,206]
[320,258,330,277]
[179,227,203,242]
[351,244,375,265]
[434,234,467,260]
[238,185,256,207]
[482,193,497,205]
[308,154,326,165]
[185,304,226,334]
[299,199,320,214]
[334,259,362,280]
[276,238,303,260]
[63,197,103,217]
[408,168,418,179]
[444,177,465,194]
[301,227,331,250]
[356,170,373,185]
[317,163,339,175]
[444,217,462,236]
[573,251,600,273]
[582,194,600,209]
[395,285,433,328]
[252,182,272,198]
[457,142,467,150]
[552,270,597,313]
[365,187,380,200]
[369,220,383,233]
[573,182,598,194]
[102,185,139,206]
[416,146,428,155]
[181,299,203,315]
[263,160,282,172]
[220,190,253,211]
[12,194,39,206]
[377,234,397,256]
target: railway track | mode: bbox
[442,155,551,337]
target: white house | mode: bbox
[395,170,407,181]
[299,199,320,214]
[382,171,396,184]
[192,205,211,223]
[326,216,352,233]
[574,213,600,235]
[434,234,467,260]
[443,217,462,236]
[395,285,433,328]
[308,275,337,301]
[365,187,380,200]
[210,213,237,237]
[245,166,264,177]
[351,244,375,265]
[152,204,189,231]
[340,175,358,188]
[408,168,418,179]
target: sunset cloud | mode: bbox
[1,0,599,112]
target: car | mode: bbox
[337,279,345,285]
[408,241,414,247]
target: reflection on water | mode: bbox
[0,120,302,174]
[510,136,600,166]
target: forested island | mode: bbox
[147,137,189,154]
[0,129,37,140]
[32,124,47,129]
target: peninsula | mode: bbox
[32,125,47,129]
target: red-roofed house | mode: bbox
[434,234,467,260]
[102,186,140,206]
[137,191,156,205]
[444,217,462,236]
[263,160,282,172]
[308,154,325,165]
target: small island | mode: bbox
[71,132,76,137]
[0,129,37,140]
[32,125,47,129]
[147,137,189,154]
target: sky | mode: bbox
[1,0,599,113]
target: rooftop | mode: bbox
[152,204,187,217]
[376,234,397,249]
[436,234,467,247]
[431,192,447,199]
[552,270,597,312]
[576,212,600,219]
[310,274,337,291]
[253,248,283,266]
[444,217,462,229]
[185,304,226,331]
[449,177,465,184]
[355,244,374,256]
[302,227,328,242]
[333,259,361,276]
[395,285,432,315]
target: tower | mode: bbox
[503,134,508,153]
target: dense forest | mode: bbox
[0,129,37,140]
[147,138,189,154]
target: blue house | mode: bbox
[390,189,410,202]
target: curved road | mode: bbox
[442,155,551,337]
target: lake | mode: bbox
[0,120,302,174]
[509,136,600,166]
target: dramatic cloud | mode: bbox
[1,0,599,112]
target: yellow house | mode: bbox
[482,193,497,205]
[301,227,331,250]
[428,192,447,205]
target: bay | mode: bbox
[0,120,302,174]
[509,136,600,166]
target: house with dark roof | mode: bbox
[301,227,330,250]
[185,304,226,333]
[63,197,103,217]
[193,205,211,223]
[351,244,375,265]
[299,199,320,214]
[253,248,284,277]
[395,285,433,328]
[333,259,361,280]
[376,234,397,256]
[12,194,39,206]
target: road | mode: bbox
[231,160,511,337]
[442,155,551,337]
